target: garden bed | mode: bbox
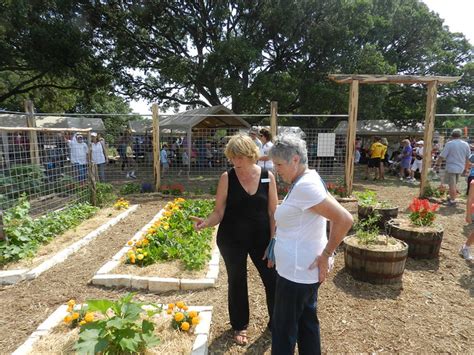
[92,199,220,292]
[13,302,213,355]
[0,205,138,285]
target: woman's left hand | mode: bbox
[309,254,334,283]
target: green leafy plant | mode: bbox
[354,212,380,245]
[74,293,161,354]
[126,198,215,270]
[354,189,378,207]
[422,184,448,199]
[159,183,185,195]
[0,164,45,204]
[94,182,117,207]
[0,196,98,264]
[120,182,141,195]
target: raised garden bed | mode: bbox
[0,205,138,285]
[13,301,212,355]
[92,199,220,292]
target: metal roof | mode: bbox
[334,119,424,136]
[0,114,105,131]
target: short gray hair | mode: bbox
[269,134,308,165]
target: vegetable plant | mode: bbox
[354,189,378,207]
[74,293,161,354]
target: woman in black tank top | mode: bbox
[193,134,277,345]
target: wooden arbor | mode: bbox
[328,74,461,197]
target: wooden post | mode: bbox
[419,81,438,197]
[270,101,278,139]
[86,131,97,206]
[344,80,359,196]
[152,104,161,191]
[0,209,4,241]
[24,100,40,165]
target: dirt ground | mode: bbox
[0,175,472,354]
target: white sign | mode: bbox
[317,133,335,157]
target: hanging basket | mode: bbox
[386,218,444,259]
[343,235,408,285]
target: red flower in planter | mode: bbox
[408,198,439,226]
[327,182,349,198]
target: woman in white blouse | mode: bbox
[91,133,107,182]
[268,134,353,355]
[257,128,274,171]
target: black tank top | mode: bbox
[217,168,270,247]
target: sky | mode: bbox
[130,0,473,114]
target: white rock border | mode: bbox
[92,207,220,292]
[12,303,213,355]
[0,205,139,285]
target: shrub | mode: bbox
[94,182,117,207]
[159,183,185,195]
[120,182,141,195]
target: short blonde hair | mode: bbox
[224,134,259,161]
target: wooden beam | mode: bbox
[0,126,91,132]
[328,74,461,85]
[270,101,278,139]
[344,80,359,195]
[24,100,41,165]
[152,104,161,191]
[419,81,438,197]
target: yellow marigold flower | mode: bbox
[192,317,200,325]
[84,312,94,323]
[130,257,136,264]
[188,311,198,318]
[143,252,148,257]
[142,239,149,245]
[72,312,80,320]
[174,312,185,322]
[64,315,73,324]
[127,250,135,255]
[67,305,73,313]
[175,198,185,203]
[79,320,87,326]
[127,240,133,246]
[137,248,143,253]
[67,300,76,307]
[162,223,169,230]
[182,305,188,311]
[176,301,185,309]
[168,303,175,310]
[137,254,144,260]
[180,322,190,331]
[136,241,142,247]
[154,221,161,227]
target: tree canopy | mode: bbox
[1,0,472,127]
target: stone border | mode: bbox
[91,207,220,292]
[0,205,139,285]
[12,303,213,355]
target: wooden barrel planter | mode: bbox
[386,219,444,259]
[343,235,408,284]
[357,204,399,231]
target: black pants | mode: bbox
[218,242,277,331]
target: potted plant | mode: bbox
[343,214,409,284]
[327,181,356,202]
[354,189,398,230]
[387,198,443,259]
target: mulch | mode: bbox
[0,177,472,353]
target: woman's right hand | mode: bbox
[190,216,207,230]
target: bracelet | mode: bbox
[322,248,333,258]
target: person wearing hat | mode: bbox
[435,128,471,206]
[407,140,424,182]
[66,132,89,182]
[249,126,263,150]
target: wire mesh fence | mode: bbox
[1,110,473,218]
[0,127,94,217]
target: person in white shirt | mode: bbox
[90,133,107,182]
[257,128,274,171]
[249,126,263,150]
[67,133,88,182]
[268,134,353,355]
[408,140,424,182]
[160,143,169,178]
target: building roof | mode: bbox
[334,119,424,136]
[128,105,250,134]
[0,114,105,131]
